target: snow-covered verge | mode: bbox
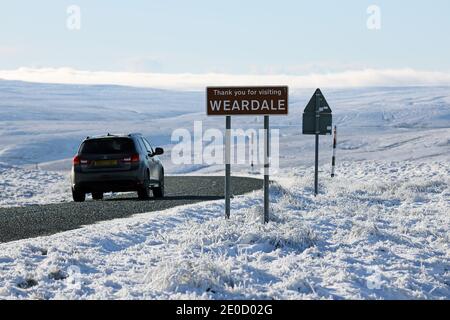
[0,161,448,300]
[0,163,71,207]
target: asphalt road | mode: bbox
[0,176,262,243]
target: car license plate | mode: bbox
[94,160,118,167]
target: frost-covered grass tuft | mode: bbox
[146,254,235,294]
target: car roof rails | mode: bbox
[87,133,132,140]
[106,133,126,137]
[128,132,142,137]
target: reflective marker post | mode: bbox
[331,126,337,178]
[264,116,270,223]
[225,116,231,219]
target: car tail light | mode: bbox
[73,156,89,165]
[131,154,140,162]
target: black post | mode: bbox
[314,91,320,196]
[225,116,231,219]
[331,126,337,178]
[264,116,270,223]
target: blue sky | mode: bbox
[1,0,450,75]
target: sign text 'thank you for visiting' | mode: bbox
[206,87,288,116]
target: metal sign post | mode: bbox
[225,116,231,219]
[250,131,255,173]
[303,88,333,196]
[314,91,320,196]
[206,86,289,222]
[264,116,270,223]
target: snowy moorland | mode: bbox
[0,81,449,171]
[0,80,449,299]
[0,161,448,299]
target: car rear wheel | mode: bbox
[72,188,86,202]
[137,172,151,200]
[153,175,164,198]
[92,192,103,200]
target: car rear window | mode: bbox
[80,138,136,154]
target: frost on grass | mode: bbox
[143,195,318,298]
[146,255,235,294]
[0,161,448,299]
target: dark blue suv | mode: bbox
[71,133,164,202]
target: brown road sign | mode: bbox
[206,86,289,116]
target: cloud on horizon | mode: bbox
[0,67,450,91]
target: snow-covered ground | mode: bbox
[0,80,449,299]
[0,162,71,207]
[0,161,448,299]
